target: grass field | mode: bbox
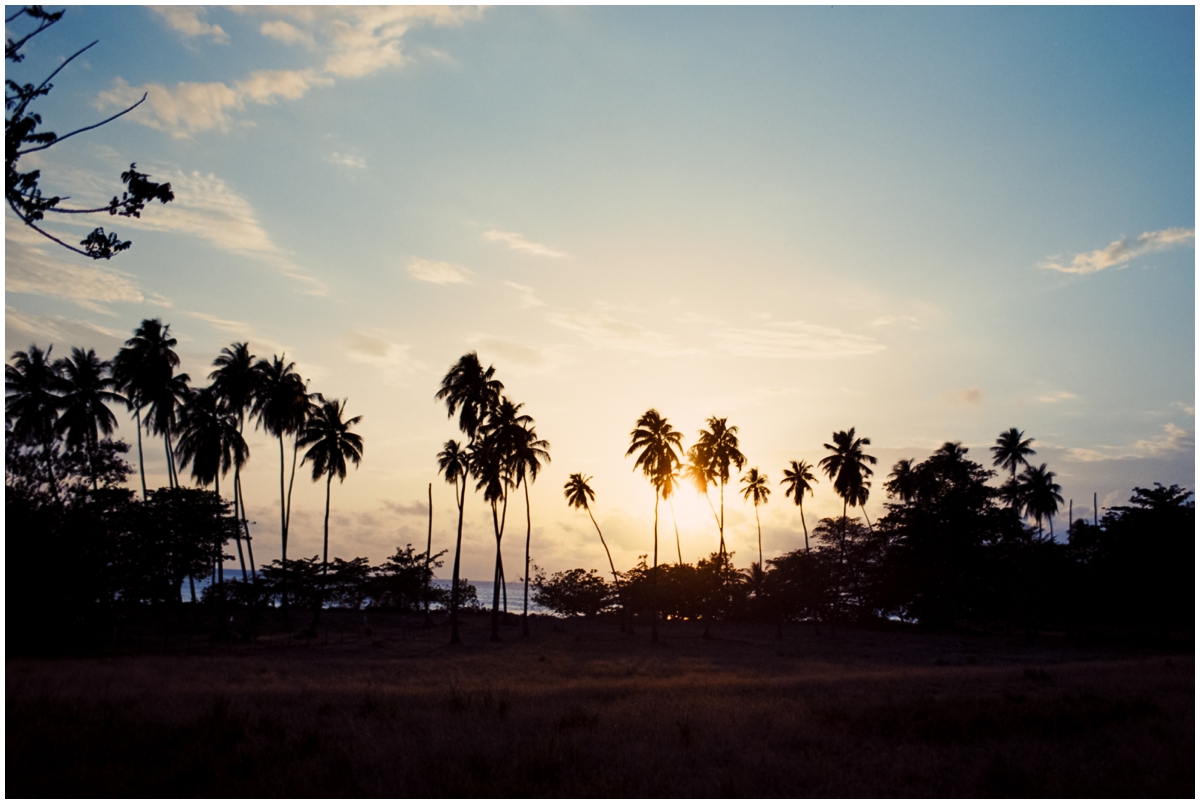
[6,612,1194,797]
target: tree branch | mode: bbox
[17,93,146,155]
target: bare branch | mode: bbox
[8,200,96,258]
[17,93,147,155]
[33,40,97,98]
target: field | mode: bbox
[6,612,1194,797]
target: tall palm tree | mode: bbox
[210,343,257,581]
[5,344,64,503]
[507,415,550,637]
[54,348,123,492]
[253,354,311,622]
[113,319,186,491]
[1019,463,1063,540]
[472,424,513,641]
[298,396,364,574]
[992,428,1035,510]
[780,459,818,552]
[564,473,620,589]
[437,439,470,644]
[740,467,770,569]
[626,408,682,644]
[819,428,877,525]
[693,417,746,560]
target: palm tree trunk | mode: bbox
[424,482,433,627]
[232,464,248,583]
[800,501,810,553]
[860,505,873,532]
[285,437,300,534]
[587,506,625,633]
[490,500,503,641]
[522,478,531,637]
[651,491,660,645]
[322,471,332,571]
[237,474,255,582]
[134,408,147,499]
[449,477,466,645]
[755,502,762,568]
[278,435,290,627]
[499,490,509,613]
[670,498,682,564]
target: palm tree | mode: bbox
[885,458,919,504]
[472,423,513,641]
[780,459,818,552]
[1019,463,1063,540]
[437,439,470,644]
[210,343,257,581]
[113,319,186,491]
[507,415,550,637]
[253,354,311,623]
[740,467,770,568]
[5,345,64,503]
[992,428,1035,510]
[819,428,877,525]
[298,396,364,575]
[693,417,746,560]
[54,348,123,493]
[626,408,682,644]
[564,473,630,634]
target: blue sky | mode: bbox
[6,6,1194,579]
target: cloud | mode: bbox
[1037,390,1077,403]
[344,330,425,386]
[547,309,692,356]
[1171,401,1195,416]
[5,226,144,314]
[1040,227,1195,275]
[468,335,572,373]
[407,257,471,285]
[381,500,428,517]
[151,6,229,44]
[483,229,569,258]
[503,281,544,309]
[5,305,125,346]
[327,152,366,169]
[944,388,984,408]
[871,314,921,328]
[1066,423,1195,462]
[101,7,482,137]
[713,321,885,359]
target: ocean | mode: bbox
[183,571,551,614]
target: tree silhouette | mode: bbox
[1019,463,1063,539]
[5,344,64,504]
[5,7,174,259]
[54,348,122,493]
[209,343,258,582]
[626,408,682,644]
[740,467,770,568]
[780,459,818,552]
[437,439,471,644]
[565,472,628,632]
[992,428,1035,510]
[507,412,550,637]
[472,419,512,641]
[693,417,746,560]
[885,458,919,504]
[819,428,877,525]
[298,395,363,596]
[252,354,311,623]
[113,320,187,491]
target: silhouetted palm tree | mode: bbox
[693,417,746,560]
[1019,463,1063,539]
[740,467,770,568]
[626,408,682,644]
[564,473,620,589]
[819,428,877,525]
[298,396,364,574]
[54,348,122,492]
[992,428,1035,510]
[253,354,311,622]
[5,344,64,503]
[437,439,470,644]
[507,414,550,637]
[210,343,257,581]
[435,351,503,442]
[113,319,185,491]
[472,423,512,641]
[885,458,919,503]
[781,459,818,552]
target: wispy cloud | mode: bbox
[483,229,569,258]
[871,314,921,328]
[468,334,572,374]
[406,257,471,285]
[503,281,545,309]
[151,6,229,44]
[327,151,366,169]
[101,7,482,137]
[5,226,144,314]
[1067,422,1194,462]
[547,309,693,356]
[713,321,884,359]
[344,330,425,386]
[1037,390,1077,403]
[5,305,124,344]
[944,387,984,408]
[1040,227,1195,274]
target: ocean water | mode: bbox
[183,571,550,614]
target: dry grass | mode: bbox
[6,613,1194,797]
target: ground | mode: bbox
[6,611,1194,797]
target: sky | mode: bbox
[5,5,1195,582]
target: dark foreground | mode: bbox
[6,612,1194,797]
